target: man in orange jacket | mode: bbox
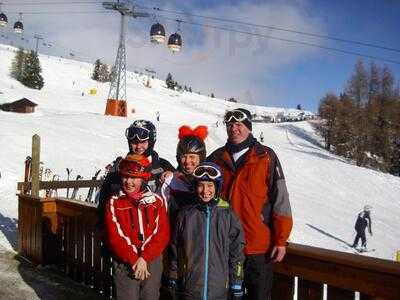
[208,108,293,300]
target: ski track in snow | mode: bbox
[0,44,400,261]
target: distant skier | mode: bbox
[259,131,264,143]
[156,111,160,122]
[352,205,373,251]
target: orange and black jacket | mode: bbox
[208,141,293,255]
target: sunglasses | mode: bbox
[125,126,150,142]
[193,165,221,180]
[223,110,248,124]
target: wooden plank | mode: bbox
[31,135,40,197]
[298,278,323,300]
[359,293,373,300]
[271,273,294,300]
[83,224,94,286]
[102,253,113,298]
[59,216,67,273]
[92,230,103,293]
[64,216,72,277]
[327,285,354,300]
[75,216,84,283]
[273,245,400,299]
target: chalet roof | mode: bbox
[12,98,38,107]
[0,98,38,108]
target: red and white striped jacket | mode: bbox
[104,189,170,265]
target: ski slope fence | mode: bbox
[16,182,400,299]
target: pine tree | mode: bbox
[10,47,26,81]
[166,73,176,89]
[92,59,101,81]
[21,50,44,90]
[99,63,110,82]
[211,93,215,98]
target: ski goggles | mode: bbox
[193,165,221,180]
[223,109,248,124]
[125,126,150,142]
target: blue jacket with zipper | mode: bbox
[169,197,245,300]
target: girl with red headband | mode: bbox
[104,154,170,300]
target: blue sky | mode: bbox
[1,0,399,112]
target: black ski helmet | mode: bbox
[176,125,208,167]
[126,120,157,155]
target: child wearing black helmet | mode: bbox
[167,162,245,300]
[97,119,175,230]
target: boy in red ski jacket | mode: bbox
[104,154,170,300]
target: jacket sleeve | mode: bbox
[104,197,138,266]
[159,157,176,172]
[228,210,245,287]
[97,158,123,230]
[97,172,114,230]
[140,196,170,263]
[267,149,293,247]
[168,211,184,280]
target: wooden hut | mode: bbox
[0,98,38,113]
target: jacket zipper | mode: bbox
[203,206,210,300]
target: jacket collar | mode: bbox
[220,141,266,171]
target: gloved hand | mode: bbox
[229,285,244,300]
[167,278,178,290]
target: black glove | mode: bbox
[167,278,178,290]
[229,285,244,300]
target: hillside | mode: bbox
[0,44,399,261]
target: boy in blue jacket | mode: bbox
[168,162,245,300]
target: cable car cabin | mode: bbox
[14,21,23,34]
[150,23,166,44]
[0,13,7,27]
[168,32,182,52]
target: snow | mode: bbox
[1,44,399,261]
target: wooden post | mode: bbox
[31,135,40,197]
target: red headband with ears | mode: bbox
[178,125,208,141]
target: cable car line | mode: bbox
[1,1,99,5]
[6,11,113,15]
[1,3,399,65]
[139,4,400,54]
[158,16,400,65]
[5,1,400,54]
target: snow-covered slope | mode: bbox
[0,44,399,260]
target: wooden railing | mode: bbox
[16,134,400,299]
[17,189,400,300]
[18,193,113,298]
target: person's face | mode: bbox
[180,153,201,174]
[196,181,216,202]
[226,122,251,144]
[130,140,149,155]
[121,176,143,193]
